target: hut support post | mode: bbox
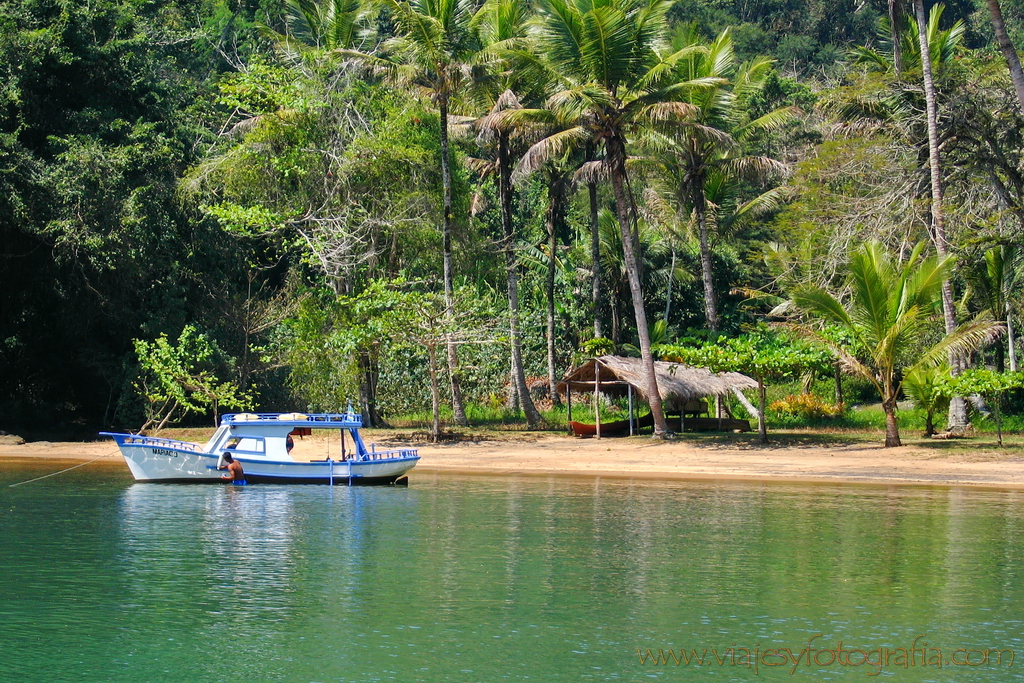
[567,385,572,424]
[628,384,634,435]
[716,395,722,430]
[595,363,601,439]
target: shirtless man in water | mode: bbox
[219,453,246,484]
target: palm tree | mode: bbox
[850,4,965,74]
[594,209,675,345]
[542,160,573,405]
[847,3,969,430]
[790,241,996,447]
[470,91,544,426]
[365,0,484,426]
[984,0,1024,114]
[645,27,792,332]
[968,244,1021,372]
[266,0,371,51]
[516,0,706,435]
[468,0,550,425]
[912,0,967,431]
[904,364,949,436]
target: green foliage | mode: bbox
[903,364,950,435]
[134,326,253,432]
[580,337,617,358]
[938,368,1024,398]
[5,0,1024,440]
[655,326,832,380]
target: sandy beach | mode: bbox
[3,431,1024,489]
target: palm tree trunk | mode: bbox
[757,377,768,445]
[1008,302,1018,371]
[883,399,902,447]
[914,0,968,431]
[986,0,1024,114]
[427,343,441,442]
[834,361,844,407]
[695,193,719,332]
[439,96,468,426]
[611,285,621,344]
[546,178,562,406]
[590,179,603,338]
[664,246,676,322]
[499,131,542,426]
[889,0,904,77]
[606,134,668,435]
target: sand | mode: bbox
[2,431,1024,489]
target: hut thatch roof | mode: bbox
[557,355,757,406]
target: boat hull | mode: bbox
[115,443,419,484]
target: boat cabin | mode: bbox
[207,413,371,461]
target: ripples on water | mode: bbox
[1,463,1023,682]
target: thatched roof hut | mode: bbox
[557,355,757,411]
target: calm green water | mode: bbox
[2,463,1023,682]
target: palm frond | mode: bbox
[513,125,590,183]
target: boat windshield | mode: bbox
[203,426,228,453]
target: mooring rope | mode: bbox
[8,450,120,488]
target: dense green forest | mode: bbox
[3,0,1024,436]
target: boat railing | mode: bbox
[355,447,419,462]
[221,412,363,427]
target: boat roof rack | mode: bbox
[220,412,363,427]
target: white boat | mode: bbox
[100,412,420,484]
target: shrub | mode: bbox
[769,393,843,419]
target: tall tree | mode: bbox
[517,0,706,435]
[470,91,544,426]
[646,28,792,332]
[985,0,1024,115]
[913,0,968,430]
[369,0,484,425]
[469,0,548,425]
[541,159,572,404]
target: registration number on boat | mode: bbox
[152,448,177,457]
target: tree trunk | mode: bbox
[924,409,936,437]
[731,386,760,423]
[439,96,468,426]
[546,174,563,406]
[606,134,668,436]
[757,377,768,445]
[995,393,1003,446]
[358,350,390,428]
[590,179,603,338]
[889,0,904,77]
[664,246,676,322]
[834,361,844,408]
[883,399,902,447]
[987,0,1024,115]
[507,361,519,411]
[695,193,719,332]
[1008,303,1018,371]
[427,344,441,443]
[915,0,968,431]
[611,285,621,345]
[498,131,542,426]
